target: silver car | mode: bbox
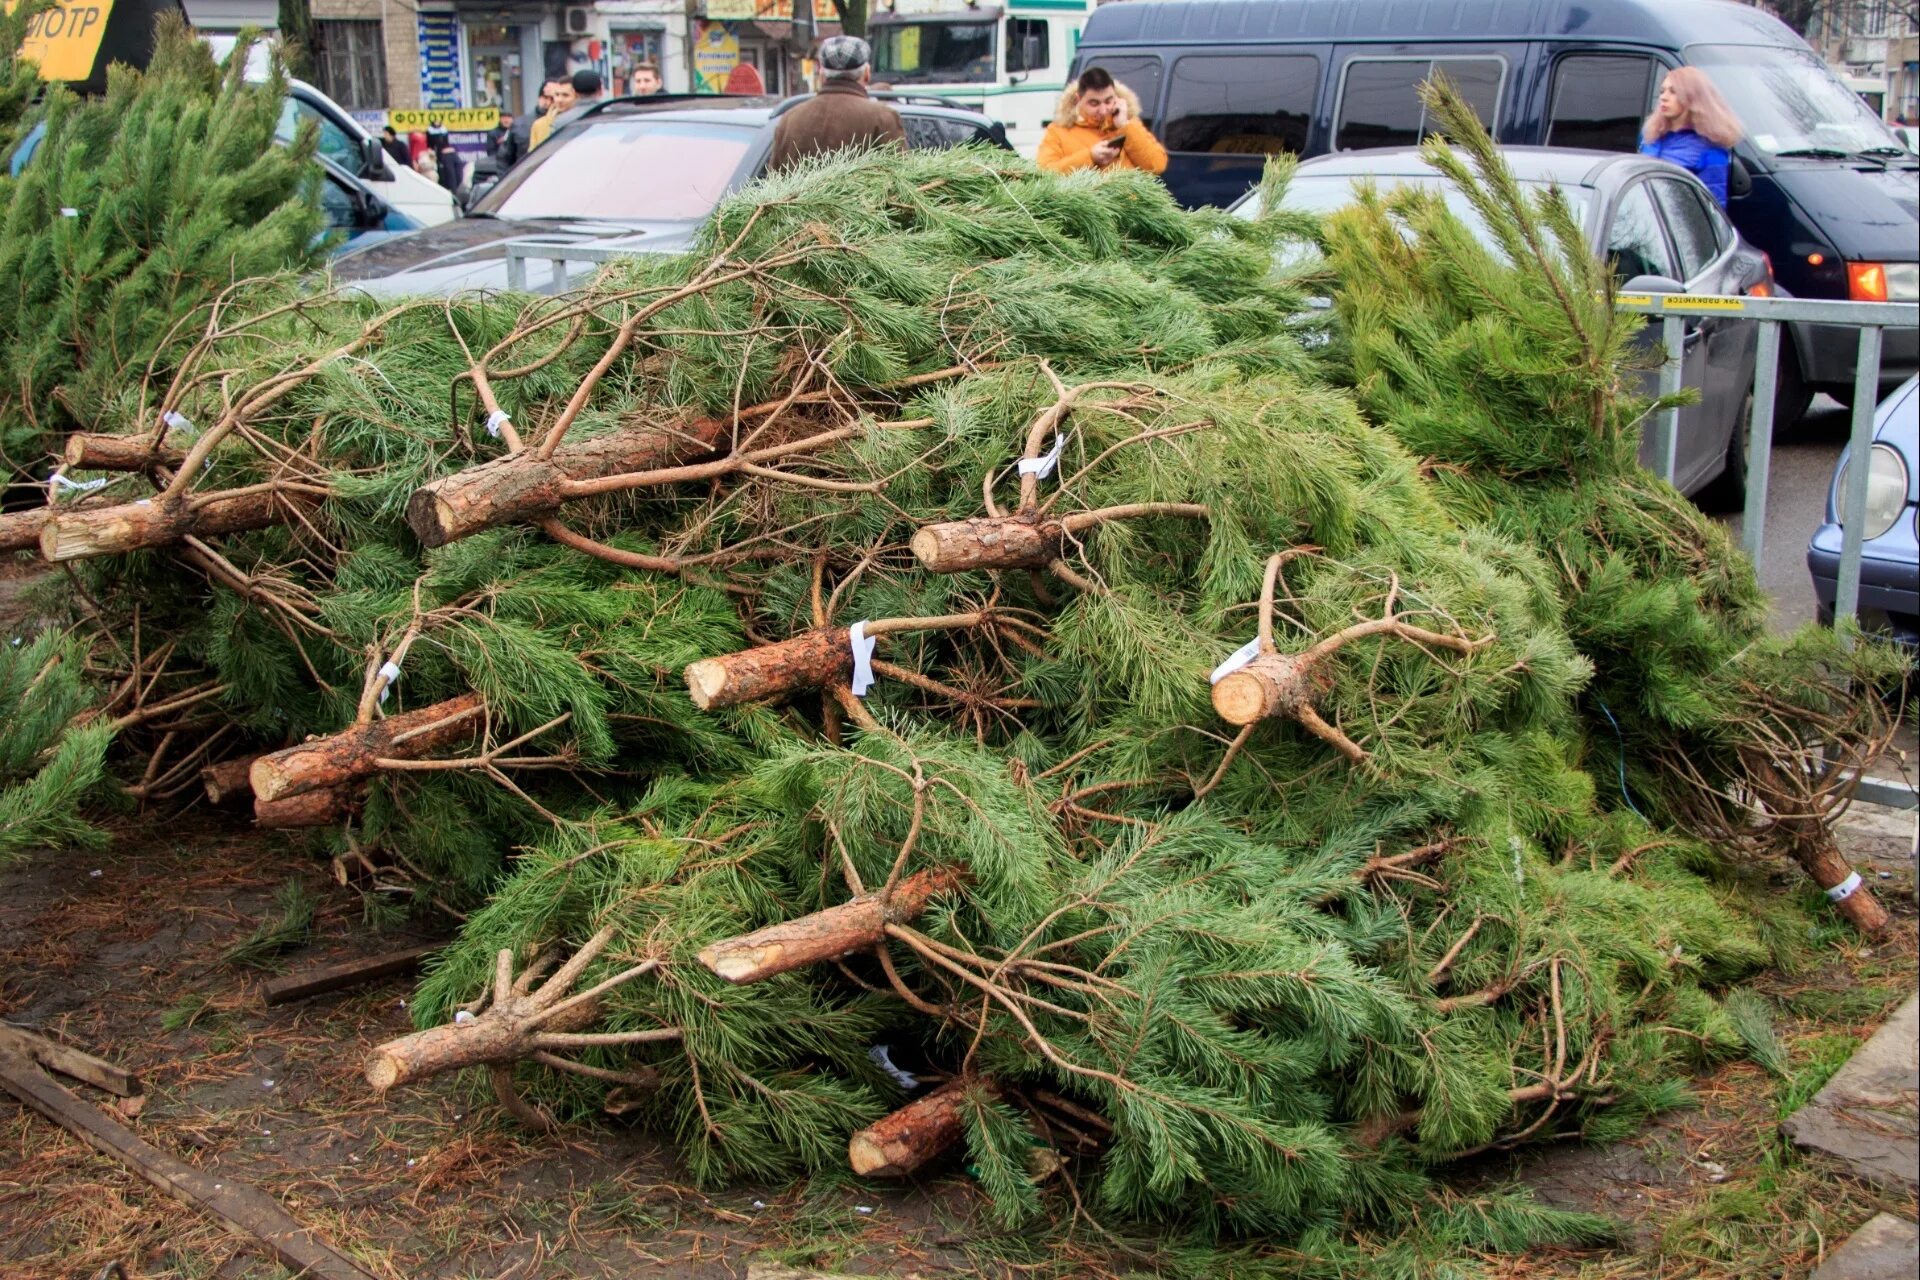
[1231,147,1774,504]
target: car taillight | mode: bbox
[1849,261,1889,301]
[1746,279,1772,297]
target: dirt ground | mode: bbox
[1,799,1915,1280]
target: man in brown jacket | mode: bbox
[767,36,906,172]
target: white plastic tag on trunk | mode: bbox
[48,474,107,498]
[485,410,511,438]
[377,659,401,703]
[1017,435,1065,479]
[868,1044,917,1089]
[1827,870,1863,902]
[162,411,194,436]
[848,621,877,697]
[1209,638,1262,684]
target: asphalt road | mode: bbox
[1721,394,1850,634]
[1717,396,1916,794]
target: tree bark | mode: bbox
[365,989,597,1092]
[0,508,52,553]
[911,514,1064,573]
[63,432,188,472]
[1210,652,1323,727]
[406,417,727,549]
[39,490,302,562]
[202,756,258,805]
[698,867,962,983]
[685,628,852,711]
[248,693,485,803]
[254,787,350,828]
[848,1076,993,1177]
[1784,821,1889,934]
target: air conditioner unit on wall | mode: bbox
[564,7,594,36]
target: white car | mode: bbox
[278,81,460,230]
[206,35,459,229]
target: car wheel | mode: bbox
[1696,389,1751,513]
[1771,342,1812,434]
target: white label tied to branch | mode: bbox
[377,660,402,704]
[48,474,107,498]
[848,621,877,698]
[1017,435,1065,480]
[484,410,511,438]
[162,411,195,438]
[1827,870,1864,903]
[1210,638,1262,685]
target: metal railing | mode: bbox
[502,243,638,294]
[1619,290,1919,809]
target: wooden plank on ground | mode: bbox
[261,942,441,1006]
[0,1047,374,1280]
[0,1023,142,1098]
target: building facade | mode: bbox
[297,0,842,119]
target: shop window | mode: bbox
[1335,57,1503,151]
[1007,19,1048,74]
[1163,55,1316,155]
[312,20,387,111]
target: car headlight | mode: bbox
[1835,442,1909,540]
[1848,261,1919,302]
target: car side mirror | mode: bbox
[1621,274,1687,295]
[1726,155,1753,200]
[359,136,390,182]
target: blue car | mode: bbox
[1808,376,1920,647]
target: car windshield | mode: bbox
[1687,44,1906,158]
[871,21,997,85]
[477,120,757,221]
[1239,173,1591,251]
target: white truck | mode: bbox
[866,0,1099,157]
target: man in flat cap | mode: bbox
[767,36,906,172]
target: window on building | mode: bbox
[1162,54,1317,155]
[1547,54,1657,152]
[1006,19,1049,74]
[313,20,388,112]
[1079,55,1164,127]
[1335,57,1503,151]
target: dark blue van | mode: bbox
[1072,0,1918,413]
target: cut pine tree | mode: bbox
[249,694,486,804]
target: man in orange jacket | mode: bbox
[1036,67,1168,177]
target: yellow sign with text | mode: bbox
[12,0,115,82]
[1664,295,1746,312]
[388,106,500,133]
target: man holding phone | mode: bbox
[1036,67,1167,177]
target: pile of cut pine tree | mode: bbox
[2,83,1905,1255]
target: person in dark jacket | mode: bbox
[499,80,559,169]
[766,36,905,173]
[379,125,409,169]
[1639,67,1743,208]
[427,128,464,195]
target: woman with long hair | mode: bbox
[1639,67,1743,207]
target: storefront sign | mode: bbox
[692,21,742,93]
[389,106,501,132]
[705,0,836,18]
[12,0,113,81]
